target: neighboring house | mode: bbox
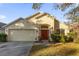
[70,22,79,30]
[0,22,6,33]
[4,12,69,41]
[70,22,79,38]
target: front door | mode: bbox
[41,30,49,40]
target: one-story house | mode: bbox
[3,12,69,41]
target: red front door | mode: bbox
[41,30,49,40]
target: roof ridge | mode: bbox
[35,13,48,19]
[25,12,41,20]
[2,17,24,28]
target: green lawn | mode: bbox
[29,43,79,56]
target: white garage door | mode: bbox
[9,29,36,41]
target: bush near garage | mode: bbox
[0,33,7,42]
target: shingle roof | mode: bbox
[0,22,6,28]
[3,17,24,28]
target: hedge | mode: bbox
[51,33,74,43]
[0,33,7,42]
[51,33,61,43]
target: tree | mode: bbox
[32,3,42,10]
[32,3,79,23]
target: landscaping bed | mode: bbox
[29,43,79,56]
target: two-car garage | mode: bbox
[4,17,38,42]
[8,29,37,41]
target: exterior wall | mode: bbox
[5,19,38,41]
[27,13,43,24]
[5,20,37,33]
[28,14,55,39]
[28,15,55,29]
[60,22,69,35]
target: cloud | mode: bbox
[0,15,6,20]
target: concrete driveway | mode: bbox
[0,42,34,56]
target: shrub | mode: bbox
[63,35,73,42]
[67,37,73,42]
[60,35,65,43]
[67,31,76,42]
[51,31,75,43]
[51,33,61,43]
[64,36,68,42]
[0,33,7,42]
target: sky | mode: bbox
[0,3,69,24]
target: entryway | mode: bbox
[41,30,49,40]
[40,25,49,40]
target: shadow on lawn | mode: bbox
[29,43,79,56]
[55,47,77,56]
[29,45,52,56]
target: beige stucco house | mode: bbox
[4,12,69,41]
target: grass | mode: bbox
[29,43,79,56]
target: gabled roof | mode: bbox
[0,22,6,30]
[3,12,68,29]
[25,12,41,20]
[3,12,41,28]
[0,22,6,28]
[2,17,24,28]
[36,13,48,19]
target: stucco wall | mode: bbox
[60,22,69,35]
[27,14,55,39]
[5,19,38,35]
[5,19,39,41]
[29,15,55,30]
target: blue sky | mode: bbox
[0,3,68,24]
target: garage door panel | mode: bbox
[9,29,36,41]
